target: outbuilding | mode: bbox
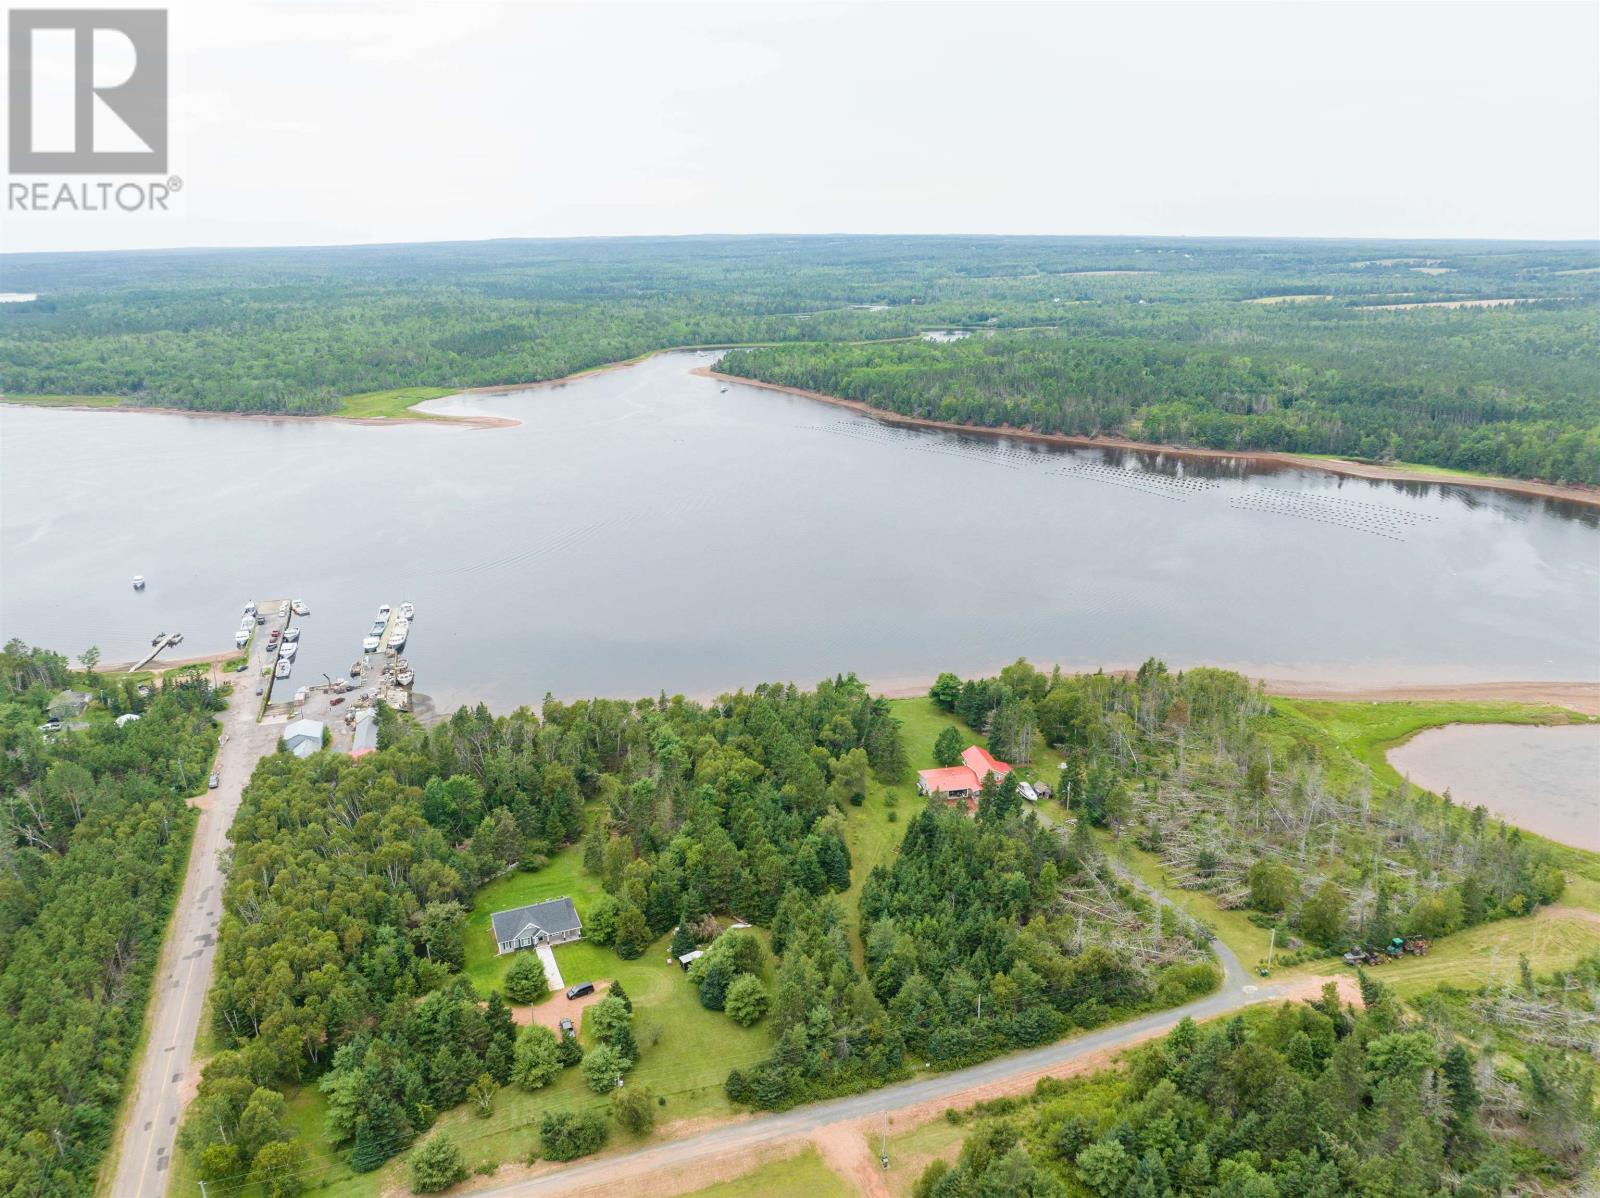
[350,709,379,758]
[282,717,325,758]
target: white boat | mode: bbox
[400,602,415,620]
[279,642,298,660]
[151,631,167,646]
[362,635,380,652]
[377,604,391,617]
[243,601,256,616]
[275,659,292,679]
[369,620,387,636]
[386,631,407,650]
[132,576,145,590]
[169,633,183,645]
[291,600,309,616]
[282,628,300,643]
[395,669,415,687]
[234,631,250,649]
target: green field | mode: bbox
[2,393,127,407]
[334,386,457,420]
[682,1147,852,1198]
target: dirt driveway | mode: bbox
[512,980,611,1033]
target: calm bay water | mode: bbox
[2,351,1598,711]
[1387,725,1600,851]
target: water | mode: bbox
[1387,725,1600,851]
[2,351,1597,711]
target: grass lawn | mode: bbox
[334,386,456,420]
[2,393,126,408]
[876,1116,967,1197]
[681,1147,852,1198]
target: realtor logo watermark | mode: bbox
[8,8,179,211]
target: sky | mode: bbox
[3,0,1598,254]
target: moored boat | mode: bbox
[132,575,145,589]
[275,658,292,678]
[400,602,415,620]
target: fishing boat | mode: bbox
[369,619,387,636]
[400,602,415,620]
[243,601,256,617]
[235,631,250,649]
[362,635,380,652]
[386,627,407,650]
[395,668,415,687]
[282,628,300,643]
[274,658,292,679]
[291,600,309,616]
[132,575,145,590]
[377,604,391,618]
[168,633,183,646]
[279,641,297,660]
[151,632,167,646]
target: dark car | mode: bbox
[565,981,594,1000]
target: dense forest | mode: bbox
[0,641,222,1198]
[4,235,1597,481]
[931,660,1566,958]
[914,961,1598,1197]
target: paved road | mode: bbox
[107,612,289,1198]
[471,929,1301,1197]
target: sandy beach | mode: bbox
[695,367,1600,509]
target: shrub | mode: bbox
[581,1043,631,1093]
[612,1085,656,1135]
[511,1025,562,1090]
[538,1110,609,1162]
[503,953,549,1003]
[724,974,770,1027]
[408,1133,466,1194]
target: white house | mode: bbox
[490,896,583,955]
[282,717,325,758]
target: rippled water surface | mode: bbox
[3,352,1597,709]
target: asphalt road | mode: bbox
[471,929,1297,1197]
[106,612,289,1198]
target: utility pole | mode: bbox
[879,1112,890,1169]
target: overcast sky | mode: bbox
[4,0,1597,254]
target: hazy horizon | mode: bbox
[3,0,1596,255]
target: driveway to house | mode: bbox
[464,934,1333,1197]
[106,615,289,1198]
[537,943,564,991]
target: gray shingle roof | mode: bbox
[490,896,581,944]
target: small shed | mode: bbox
[282,717,325,759]
[115,713,141,727]
[677,949,705,972]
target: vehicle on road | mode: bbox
[331,696,345,707]
[559,1018,574,1037]
[275,659,292,678]
[291,600,309,616]
[254,613,266,625]
[255,685,264,695]
[565,981,594,1000]
[208,773,219,789]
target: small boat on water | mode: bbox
[168,633,183,646]
[132,576,145,590]
[369,619,387,636]
[362,635,380,652]
[386,626,408,649]
[275,658,292,679]
[377,604,391,618]
[282,628,300,643]
[291,600,309,616]
[279,642,297,660]
[235,631,250,649]
[152,632,167,646]
[395,669,415,687]
[243,601,256,617]
[400,602,415,620]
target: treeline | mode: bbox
[0,641,222,1198]
[931,659,1566,958]
[5,236,1595,485]
[916,963,1597,1197]
[719,318,1600,484]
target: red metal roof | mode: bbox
[918,765,980,794]
[961,744,1011,780]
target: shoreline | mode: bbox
[0,396,518,431]
[695,366,1600,508]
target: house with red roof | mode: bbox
[917,744,1013,806]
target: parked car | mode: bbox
[39,718,61,733]
[208,773,219,789]
[559,1018,574,1037]
[565,982,594,1000]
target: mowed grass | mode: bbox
[681,1147,852,1198]
[334,386,456,420]
[876,1116,966,1197]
